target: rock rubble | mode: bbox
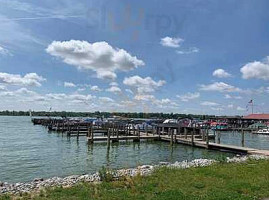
[1,155,268,195]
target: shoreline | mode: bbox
[1,154,268,195]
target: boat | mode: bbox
[253,128,269,135]
[211,122,228,131]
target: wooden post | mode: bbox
[170,128,173,145]
[206,127,209,148]
[68,124,70,136]
[174,129,177,143]
[184,127,187,139]
[162,127,165,135]
[202,128,205,141]
[137,126,140,140]
[217,131,221,144]
[191,126,194,146]
[132,124,135,135]
[158,127,161,139]
[91,125,94,143]
[241,127,245,147]
[146,124,148,136]
[87,124,90,137]
[177,125,181,136]
[77,125,79,139]
[116,124,119,139]
[107,128,110,147]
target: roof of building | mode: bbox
[243,114,269,120]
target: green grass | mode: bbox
[2,160,269,200]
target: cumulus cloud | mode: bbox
[99,97,114,103]
[106,86,121,94]
[90,85,102,92]
[0,85,6,91]
[0,45,12,56]
[125,89,133,94]
[109,82,118,86]
[64,82,76,87]
[0,72,45,87]
[240,58,269,81]
[123,75,165,94]
[227,104,234,108]
[199,82,241,93]
[200,101,219,106]
[134,94,155,101]
[213,69,232,78]
[176,47,199,54]
[237,106,245,111]
[224,94,242,99]
[177,92,200,102]
[46,40,145,80]
[160,37,183,48]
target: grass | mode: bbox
[2,160,269,200]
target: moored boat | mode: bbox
[253,128,269,135]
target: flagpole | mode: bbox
[252,100,254,114]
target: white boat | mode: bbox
[255,128,269,135]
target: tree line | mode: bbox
[0,110,217,119]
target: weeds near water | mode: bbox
[215,154,228,163]
[98,166,114,182]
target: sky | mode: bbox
[0,0,269,115]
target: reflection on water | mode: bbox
[212,131,269,150]
[1,116,258,183]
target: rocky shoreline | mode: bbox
[0,155,268,195]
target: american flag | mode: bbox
[248,99,253,104]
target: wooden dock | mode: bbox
[32,118,269,156]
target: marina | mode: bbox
[1,115,269,184]
[32,116,269,156]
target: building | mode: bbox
[243,114,269,121]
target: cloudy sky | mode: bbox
[0,0,269,115]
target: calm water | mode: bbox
[1,116,267,183]
[215,131,269,150]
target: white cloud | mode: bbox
[46,40,145,80]
[106,86,121,94]
[123,75,166,94]
[237,106,245,111]
[99,97,114,103]
[240,58,269,81]
[176,47,199,54]
[224,94,242,99]
[134,94,155,101]
[0,45,12,56]
[227,104,234,109]
[199,82,241,93]
[200,101,219,106]
[125,89,133,94]
[109,82,118,86]
[0,72,45,87]
[0,85,6,91]
[177,92,200,102]
[213,69,232,78]
[77,88,85,92]
[64,82,76,87]
[90,85,102,92]
[160,37,183,48]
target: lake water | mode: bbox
[0,116,268,183]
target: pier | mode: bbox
[31,118,269,156]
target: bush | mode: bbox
[98,166,114,182]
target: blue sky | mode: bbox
[0,0,269,115]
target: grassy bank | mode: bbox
[2,160,269,200]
